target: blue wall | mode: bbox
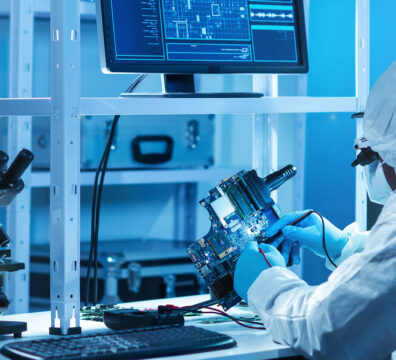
[303,0,396,284]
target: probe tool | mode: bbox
[262,209,315,245]
[261,209,315,266]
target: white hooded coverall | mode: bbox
[248,192,396,359]
[247,61,396,359]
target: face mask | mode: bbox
[364,160,394,205]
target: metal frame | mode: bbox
[252,75,279,180]
[0,97,358,117]
[0,0,96,20]
[6,0,34,314]
[174,183,197,242]
[293,0,310,214]
[0,0,371,333]
[49,0,81,334]
[29,168,241,188]
[355,0,370,231]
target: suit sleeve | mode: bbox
[247,230,396,359]
[325,222,369,270]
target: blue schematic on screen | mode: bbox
[162,0,250,41]
[108,0,300,65]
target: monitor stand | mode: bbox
[120,74,263,98]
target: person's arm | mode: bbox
[324,222,369,269]
[265,212,369,269]
[247,237,396,360]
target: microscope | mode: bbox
[0,149,34,337]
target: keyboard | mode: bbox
[1,325,236,360]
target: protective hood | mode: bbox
[364,160,394,205]
[362,61,396,169]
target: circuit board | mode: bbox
[81,305,136,322]
[187,165,296,310]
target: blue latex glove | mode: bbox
[266,211,350,264]
[234,242,286,301]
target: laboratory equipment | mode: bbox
[0,149,34,337]
[31,240,201,307]
[97,0,308,96]
[1,325,236,359]
[32,115,214,170]
[0,149,34,206]
[187,165,296,310]
[104,309,184,330]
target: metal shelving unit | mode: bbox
[30,168,242,188]
[0,0,96,19]
[1,0,370,334]
[0,96,358,117]
[4,0,34,315]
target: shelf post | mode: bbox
[174,183,197,242]
[355,0,370,231]
[252,75,279,186]
[49,0,81,335]
[6,0,34,314]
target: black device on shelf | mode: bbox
[0,149,34,338]
[97,0,308,97]
[104,309,184,330]
[1,325,237,360]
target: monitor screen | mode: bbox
[98,0,308,74]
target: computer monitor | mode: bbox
[97,0,308,96]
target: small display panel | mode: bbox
[98,0,308,73]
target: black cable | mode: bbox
[124,74,147,94]
[85,138,110,305]
[164,299,265,326]
[85,140,107,304]
[161,305,266,329]
[311,210,338,268]
[85,74,147,306]
[93,115,120,305]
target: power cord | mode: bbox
[311,210,338,268]
[85,74,147,306]
[159,304,266,330]
[85,115,119,305]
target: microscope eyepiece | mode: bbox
[3,149,34,184]
[0,151,9,172]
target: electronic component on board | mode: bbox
[187,165,297,310]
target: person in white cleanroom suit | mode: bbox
[234,61,396,360]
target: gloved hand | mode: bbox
[265,211,350,264]
[234,242,286,301]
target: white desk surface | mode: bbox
[0,295,300,360]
